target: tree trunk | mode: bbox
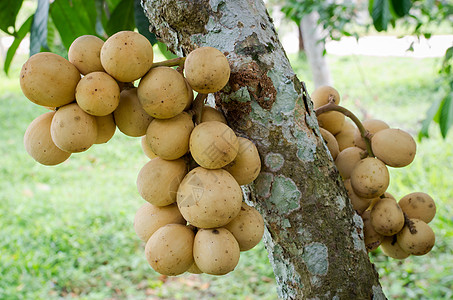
[142,0,385,299]
[300,12,333,88]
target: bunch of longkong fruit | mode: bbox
[20,31,264,276]
[313,85,436,259]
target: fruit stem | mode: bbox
[403,212,418,234]
[189,93,208,125]
[315,101,375,157]
[151,57,186,69]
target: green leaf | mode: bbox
[390,0,412,17]
[134,0,157,44]
[0,0,24,34]
[439,94,453,138]
[105,0,134,36]
[157,42,177,59]
[371,0,391,32]
[418,96,443,140]
[30,0,50,55]
[4,15,33,75]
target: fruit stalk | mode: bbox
[151,57,186,69]
[189,93,208,124]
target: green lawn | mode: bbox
[0,50,452,299]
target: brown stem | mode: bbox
[188,93,208,125]
[403,212,417,234]
[151,57,186,69]
[315,102,374,157]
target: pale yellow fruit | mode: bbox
[187,262,203,274]
[146,112,194,160]
[398,192,436,223]
[320,128,339,160]
[177,167,242,228]
[223,137,261,185]
[354,119,389,150]
[68,35,105,75]
[145,224,194,276]
[141,136,158,159]
[371,128,416,167]
[350,157,389,199]
[193,228,240,275]
[24,111,71,166]
[224,202,264,251]
[335,147,364,179]
[190,121,239,169]
[136,158,187,206]
[133,202,186,242]
[50,103,97,153]
[94,114,116,144]
[317,111,345,135]
[184,47,230,93]
[335,121,358,151]
[114,88,153,137]
[344,179,373,214]
[370,197,405,236]
[397,219,435,256]
[311,85,340,108]
[75,72,120,116]
[361,210,383,251]
[20,52,80,107]
[100,31,153,82]
[138,66,191,119]
[183,79,194,110]
[380,236,410,259]
[201,106,227,124]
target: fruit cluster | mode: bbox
[19,31,265,276]
[313,86,436,259]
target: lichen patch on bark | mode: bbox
[302,242,329,276]
[268,175,301,214]
[265,153,285,172]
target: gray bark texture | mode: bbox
[142,0,385,299]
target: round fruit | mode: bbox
[223,137,261,185]
[361,210,383,251]
[190,121,239,169]
[24,111,71,165]
[311,85,340,108]
[75,72,120,116]
[398,192,436,223]
[138,66,191,119]
[114,88,153,137]
[183,79,194,110]
[146,112,194,160]
[317,111,345,135]
[94,114,116,144]
[335,147,364,179]
[354,119,389,150]
[133,202,186,242]
[141,136,158,159]
[68,35,105,75]
[50,103,97,153]
[20,52,80,107]
[187,262,203,274]
[380,236,410,259]
[350,157,389,199]
[397,219,435,256]
[371,128,416,167]
[344,179,373,215]
[320,128,339,160]
[193,228,240,275]
[335,121,357,151]
[370,197,405,236]
[136,158,187,206]
[100,31,153,82]
[201,106,227,124]
[184,47,230,93]
[145,224,194,276]
[177,167,242,228]
[224,202,264,251]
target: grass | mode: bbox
[0,49,452,299]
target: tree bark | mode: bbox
[142,0,385,299]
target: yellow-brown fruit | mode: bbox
[141,136,158,159]
[184,47,230,93]
[137,66,191,119]
[133,202,186,242]
[311,85,340,108]
[136,158,187,206]
[344,179,373,215]
[371,128,416,167]
[370,197,405,236]
[177,167,242,228]
[354,119,389,150]
[193,228,240,275]
[320,128,339,160]
[224,202,264,251]
[335,121,358,151]
[183,79,194,110]
[100,31,153,82]
[68,35,105,75]
[50,103,97,153]
[398,192,436,223]
[317,111,345,135]
[190,121,239,169]
[187,262,203,274]
[114,88,153,137]
[223,137,261,185]
[24,112,71,166]
[20,52,80,107]
[75,72,120,116]
[380,236,410,259]
[94,114,116,144]
[201,106,227,124]
[145,224,194,276]
[361,210,384,251]
[397,219,435,256]
[350,157,389,199]
[335,147,364,179]
[146,112,194,160]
